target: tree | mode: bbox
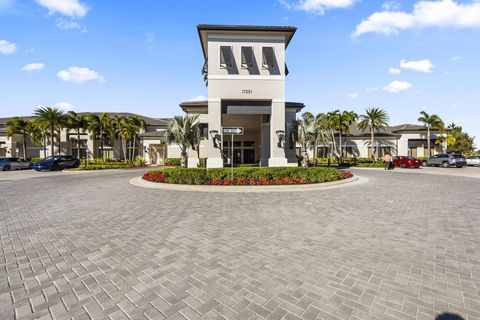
[127,116,147,164]
[292,112,315,167]
[112,115,131,162]
[86,113,114,159]
[6,117,30,159]
[418,111,444,157]
[162,115,201,168]
[338,111,358,160]
[33,107,65,156]
[66,111,89,159]
[310,113,331,165]
[358,108,389,162]
[322,110,340,159]
[447,124,475,154]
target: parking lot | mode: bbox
[0,168,480,320]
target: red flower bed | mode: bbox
[142,172,167,183]
[338,170,353,179]
[142,170,353,185]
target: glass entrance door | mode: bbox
[243,149,255,164]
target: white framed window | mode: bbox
[241,46,254,69]
[220,46,233,69]
[262,47,275,69]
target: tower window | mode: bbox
[220,46,233,69]
[262,47,275,69]
[241,47,255,69]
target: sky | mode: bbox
[1,0,479,146]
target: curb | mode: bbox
[129,175,368,193]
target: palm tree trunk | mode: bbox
[427,127,431,157]
[181,151,188,168]
[339,132,343,162]
[43,133,46,158]
[100,131,104,159]
[77,130,81,159]
[371,129,375,162]
[132,135,136,164]
[50,125,55,156]
[21,133,27,160]
[58,129,61,155]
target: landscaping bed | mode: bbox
[142,167,353,186]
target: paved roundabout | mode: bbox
[0,168,479,320]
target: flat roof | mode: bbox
[180,100,305,112]
[197,24,297,60]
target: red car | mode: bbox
[393,156,422,168]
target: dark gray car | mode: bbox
[422,154,467,168]
[0,157,33,171]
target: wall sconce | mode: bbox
[209,130,220,149]
[276,130,285,148]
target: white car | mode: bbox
[466,156,480,166]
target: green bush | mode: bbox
[164,158,181,167]
[147,167,345,185]
[30,157,44,163]
[354,162,385,168]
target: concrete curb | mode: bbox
[129,175,369,193]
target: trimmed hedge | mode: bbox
[310,157,385,167]
[145,167,348,185]
[164,158,181,167]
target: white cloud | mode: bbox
[353,0,480,37]
[451,55,462,61]
[35,0,88,18]
[188,95,207,101]
[383,80,413,93]
[280,0,357,15]
[0,39,16,55]
[400,59,434,73]
[56,18,87,32]
[366,86,380,92]
[382,1,400,11]
[347,93,359,99]
[57,66,105,84]
[55,102,75,111]
[388,67,401,74]
[22,63,45,71]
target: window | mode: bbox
[262,47,275,69]
[199,123,208,140]
[317,147,329,158]
[220,46,233,69]
[241,47,254,69]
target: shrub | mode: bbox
[143,167,350,185]
[30,157,44,163]
[164,158,181,167]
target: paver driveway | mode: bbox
[0,169,479,320]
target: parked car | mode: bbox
[392,156,422,168]
[466,156,480,167]
[422,154,467,168]
[0,157,33,171]
[33,155,80,171]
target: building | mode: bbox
[177,25,305,168]
[0,113,168,160]
[307,124,447,159]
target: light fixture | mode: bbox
[276,130,285,148]
[209,130,220,149]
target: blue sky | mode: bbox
[1,0,479,146]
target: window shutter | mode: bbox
[220,46,232,68]
[241,47,254,68]
[262,47,275,69]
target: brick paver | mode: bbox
[1,169,479,320]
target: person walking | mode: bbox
[384,153,393,170]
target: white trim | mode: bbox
[208,34,284,41]
[208,75,285,80]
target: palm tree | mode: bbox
[127,116,147,164]
[33,106,65,156]
[31,118,49,157]
[358,108,389,162]
[162,115,201,168]
[66,111,89,159]
[418,111,444,157]
[323,110,340,159]
[6,117,30,159]
[338,111,358,160]
[86,113,113,159]
[112,115,130,162]
[292,112,315,167]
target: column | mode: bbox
[268,100,288,167]
[206,99,224,168]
